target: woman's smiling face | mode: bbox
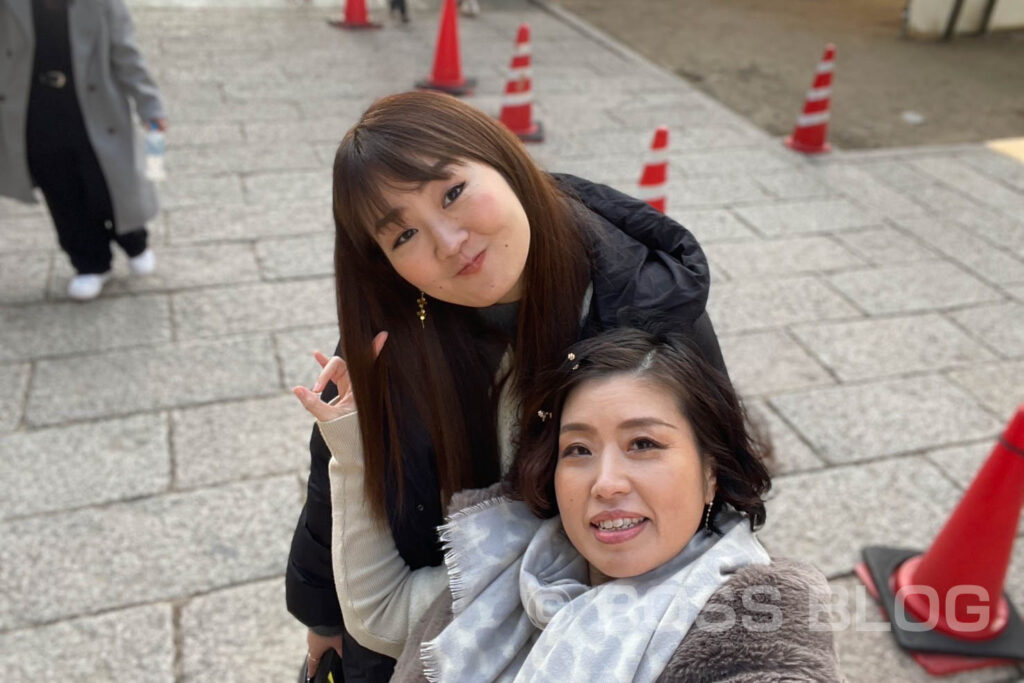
[554,373,716,584]
[371,159,531,308]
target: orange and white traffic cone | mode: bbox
[415,0,476,95]
[857,406,1024,675]
[637,126,669,213]
[327,0,381,30]
[498,24,543,142]
[784,44,834,154]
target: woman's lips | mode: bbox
[592,519,649,545]
[458,250,486,276]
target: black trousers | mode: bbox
[25,103,147,275]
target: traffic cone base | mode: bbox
[854,562,1016,675]
[327,19,382,29]
[858,546,1024,673]
[415,76,477,96]
[513,120,544,143]
[784,134,830,155]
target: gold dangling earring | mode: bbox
[416,292,427,328]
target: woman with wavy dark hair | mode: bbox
[289,90,728,679]
[390,328,840,682]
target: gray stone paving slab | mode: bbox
[746,400,825,475]
[947,360,1024,422]
[833,227,937,266]
[664,174,773,208]
[734,198,879,237]
[174,98,303,124]
[749,169,834,200]
[0,363,29,433]
[951,302,1024,359]
[25,336,281,426]
[273,324,341,389]
[827,261,1004,316]
[166,121,242,148]
[673,208,758,243]
[0,252,50,304]
[0,295,171,362]
[180,578,306,682]
[255,233,334,280]
[672,148,795,177]
[910,157,1024,213]
[0,476,296,630]
[846,158,935,191]
[719,330,834,396]
[790,314,996,382]
[0,213,59,251]
[0,414,169,520]
[173,278,335,339]
[827,576,1020,683]
[817,163,927,220]
[172,394,309,489]
[244,116,362,145]
[159,175,244,210]
[164,204,250,244]
[896,216,1024,287]
[243,170,332,206]
[760,457,963,577]
[705,236,864,280]
[707,276,861,334]
[0,604,175,683]
[168,143,322,177]
[770,375,1003,464]
[958,148,1024,193]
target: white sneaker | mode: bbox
[128,248,156,276]
[67,272,111,301]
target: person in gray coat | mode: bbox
[0,0,166,300]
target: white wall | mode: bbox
[907,0,1024,37]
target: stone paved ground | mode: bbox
[1,1,1023,680]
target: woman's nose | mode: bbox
[591,453,631,500]
[432,220,469,258]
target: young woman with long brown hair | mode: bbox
[288,90,728,680]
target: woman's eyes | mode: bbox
[392,228,417,250]
[560,444,591,458]
[443,182,465,207]
[630,437,662,451]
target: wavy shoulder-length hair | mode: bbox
[512,327,772,531]
[332,91,591,522]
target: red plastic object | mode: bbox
[637,126,669,213]
[499,24,543,142]
[785,44,834,154]
[416,0,475,95]
[327,0,381,30]
[893,406,1024,641]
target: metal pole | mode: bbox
[943,0,966,41]
[978,0,998,35]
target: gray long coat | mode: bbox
[0,0,165,234]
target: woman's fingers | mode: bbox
[313,355,348,394]
[292,386,341,422]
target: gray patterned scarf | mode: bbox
[420,497,770,682]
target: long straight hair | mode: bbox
[332,91,591,522]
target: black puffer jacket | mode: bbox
[285,174,727,681]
